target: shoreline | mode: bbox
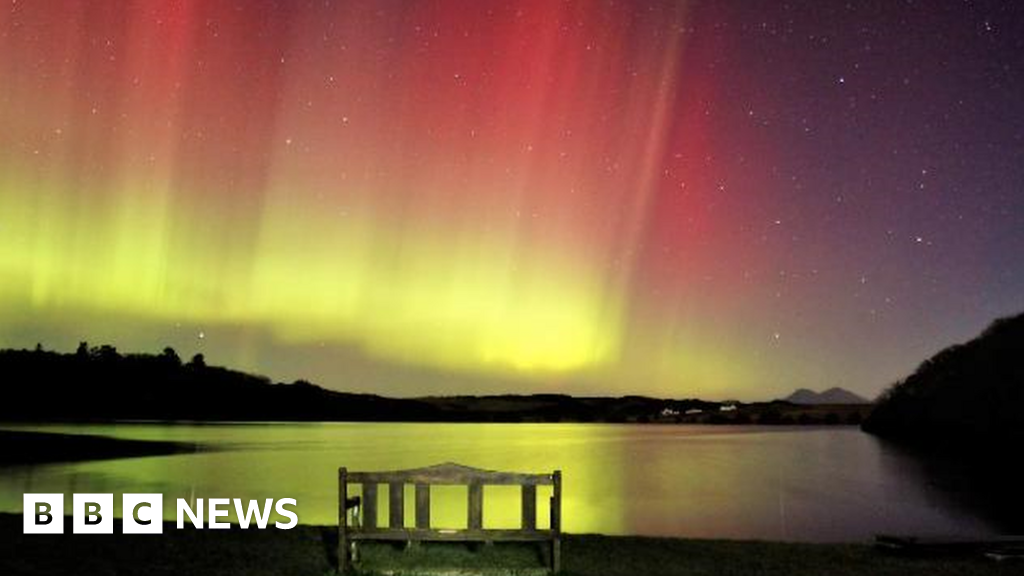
[0,430,199,466]
[1,514,1017,575]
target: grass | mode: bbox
[355,541,549,575]
[1,514,1020,576]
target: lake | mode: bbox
[0,423,1004,542]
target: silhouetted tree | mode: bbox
[189,353,205,368]
[161,347,182,366]
[93,345,119,361]
[76,342,89,357]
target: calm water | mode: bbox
[0,423,1002,542]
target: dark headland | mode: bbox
[863,311,1024,445]
[0,430,196,466]
[860,312,1024,531]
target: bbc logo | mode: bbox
[24,493,164,534]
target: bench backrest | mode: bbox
[339,462,561,534]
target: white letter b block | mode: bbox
[23,494,63,534]
[73,493,113,534]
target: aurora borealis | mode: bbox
[1,1,1022,399]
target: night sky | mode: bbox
[1,0,1022,400]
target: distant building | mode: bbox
[660,407,680,417]
[719,404,737,412]
[684,408,703,415]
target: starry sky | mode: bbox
[1,0,1022,400]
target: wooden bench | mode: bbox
[338,462,562,574]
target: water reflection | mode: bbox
[0,423,1004,542]
[873,438,1024,535]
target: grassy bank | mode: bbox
[0,430,198,466]
[1,514,1018,576]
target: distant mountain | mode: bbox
[783,387,869,405]
[862,312,1024,444]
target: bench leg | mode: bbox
[552,537,561,574]
[338,540,348,575]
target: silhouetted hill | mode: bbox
[0,344,438,422]
[784,387,869,405]
[0,343,869,425]
[862,312,1024,444]
[415,394,724,423]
